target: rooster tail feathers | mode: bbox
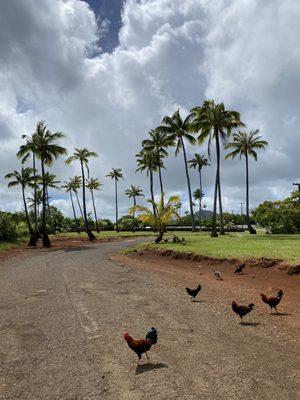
[146,327,158,344]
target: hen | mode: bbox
[232,300,254,323]
[234,263,245,274]
[186,284,201,301]
[214,270,223,280]
[260,290,284,313]
[124,328,158,364]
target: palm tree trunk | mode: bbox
[215,133,225,235]
[149,169,156,217]
[46,187,54,234]
[199,166,202,230]
[211,162,219,237]
[181,138,196,231]
[158,164,164,207]
[41,159,51,247]
[32,153,40,238]
[75,191,84,220]
[115,179,119,232]
[245,152,256,234]
[69,191,79,233]
[81,161,95,240]
[22,185,36,246]
[91,189,100,233]
[132,196,136,232]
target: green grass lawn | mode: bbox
[0,238,27,252]
[132,231,300,264]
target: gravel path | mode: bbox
[0,239,299,400]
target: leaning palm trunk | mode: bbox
[90,189,100,233]
[32,153,40,238]
[74,190,84,220]
[132,197,136,231]
[181,138,196,231]
[245,153,256,234]
[215,134,225,235]
[69,191,80,233]
[149,169,156,218]
[158,164,164,208]
[41,159,51,247]
[80,161,95,240]
[22,185,37,246]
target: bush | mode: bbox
[0,211,19,242]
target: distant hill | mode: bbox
[193,209,213,219]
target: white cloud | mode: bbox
[0,0,299,219]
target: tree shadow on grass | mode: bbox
[135,362,168,375]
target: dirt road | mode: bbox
[0,239,299,400]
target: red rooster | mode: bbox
[260,290,284,313]
[232,300,254,323]
[124,328,157,365]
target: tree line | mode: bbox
[3,99,268,247]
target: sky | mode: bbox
[0,0,299,220]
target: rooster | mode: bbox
[232,300,254,323]
[234,263,245,274]
[124,328,158,365]
[186,284,201,301]
[214,270,223,280]
[260,290,284,313]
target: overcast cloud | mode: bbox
[0,0,299,219]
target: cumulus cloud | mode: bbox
[0,0,299,219]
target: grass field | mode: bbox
[128,231,300,264]
[53,231,155,239]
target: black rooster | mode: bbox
[186,285,201,301]
[234,263,245,274]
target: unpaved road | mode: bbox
[0,239,299,400]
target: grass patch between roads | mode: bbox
[126,231,300,264]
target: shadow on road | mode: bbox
[240,321,261,327]
[135,362,168,375]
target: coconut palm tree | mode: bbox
[193,188,205,228]
[61,179,80,233]
[188,153,210,230]
[106,168,124,232]
[27,188,43,221]
[125,185,144,231]
[135,149,160,217]
[42,172,61,231]
[31,121,66,247]
[225,130,268,234]
[5,167,39,246]
[142,129,174,205]
[86,177,102,233]
[190,100,244,237]
[158,110,196,231]
[131,194,180,243]
[66,148,97,240]
[70,176,84,220]
[17,132,40,239]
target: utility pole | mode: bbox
[293,183,300,192]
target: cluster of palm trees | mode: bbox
[5,98,268,247]
[134,100,268,237]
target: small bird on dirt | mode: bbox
[232,300,254,323]
[234,263,245,274]
[124,328,158,365]
[260,290,284,313]
[214,270,223,280]
[186,284,201,301]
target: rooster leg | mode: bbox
[275,306,278,313]
[145,352,149,361]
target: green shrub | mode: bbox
[0,211,19,242]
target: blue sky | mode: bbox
[86,0,123,52]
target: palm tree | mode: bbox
[142,129,174,205]
[135,150,160,217]
[193,189,205,228]
[131,194,180,243]
[42,172,60,231]
[5,167,39,246]
[106,168,124,232]
[66,148,97,240]
[27,188,43,221]
[188,153,210,230]
[31,121,66,247]
[61,179,80,233]
[17,132,40,238]
[190,100,244,237]
[70,176,84,220]
[158,110,196,231]
[125,185,144,231]
[225,130,268,234]
[86,177,102,233]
